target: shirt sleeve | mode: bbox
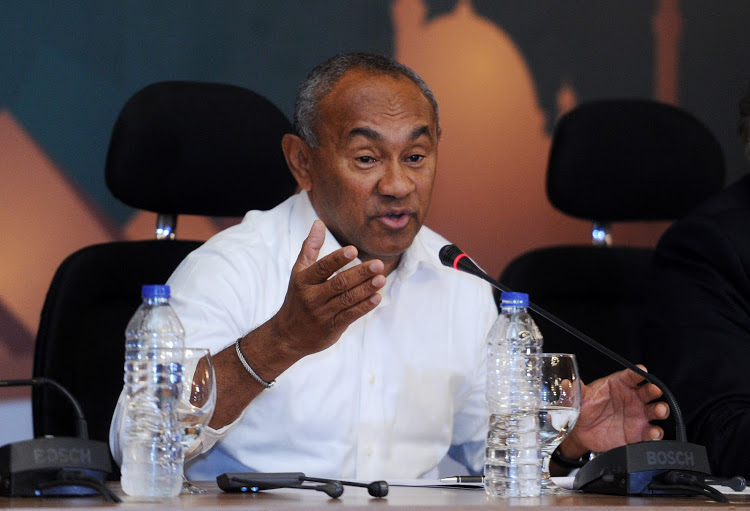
[168,251,256,354]
[166,233,277,454]
[184,414,244,460]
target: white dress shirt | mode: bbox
[167,191,498,480]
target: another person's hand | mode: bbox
[273,219,386,358]
[558,365,670,460]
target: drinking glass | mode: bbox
[177,347,217,494]
[538,353,581,494]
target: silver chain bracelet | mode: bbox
[235,338,275,388]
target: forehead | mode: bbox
[317,69,437,142]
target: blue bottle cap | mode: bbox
[500,291,529,306]
[141,284,170,299]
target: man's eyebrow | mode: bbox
[346,125,433,142]
[347,126,382,141]
[410,125,432,141]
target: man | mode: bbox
[641,89,750,479]
[169,52,668,480]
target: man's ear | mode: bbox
[282,133,313,191]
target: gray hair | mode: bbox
[294,52,440,147]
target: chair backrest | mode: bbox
[32,81,297,475]
[105,80,298,235]
[32,241,202,448]
[500,99,725,383]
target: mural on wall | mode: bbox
[0,112,228,397]
[395,0,677,284]
[1,0,750,403]
[395,0,569,275]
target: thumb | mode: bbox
[295,220,326,271]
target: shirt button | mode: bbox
[366,446,373,456]
[368,373,376,385]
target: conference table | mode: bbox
[2,480,749,510]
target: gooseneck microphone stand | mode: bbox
[439,244,738,503]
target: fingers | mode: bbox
[331,282,384,328]
[644,395,670,442]
[647,425,664,441]
[328,259,384,296]
[294,221,369,287]
[638,383,664,405]
[620,364,663,400]
[646,401,670,421]
[287,221,386,336]
[294,220,332,274]
[304,248,385,309]
[307,245,360,284]
[623,365,670,421]
[294,221,385,296]
[623,364,650,386]
[323,260,385,322]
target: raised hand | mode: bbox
[558,365,670,458]
[274,219,387,358]
[209,220,386,429]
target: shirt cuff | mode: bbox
[184,412,244,460]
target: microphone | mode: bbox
[438,244,728,501]
[217,472,388,498]
[0,377,115,500]
[707,475,747,492]
[302,481,344,498]
[304,475,389,497]
[438,244,686,439]
[1,378,88,439]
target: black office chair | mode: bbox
[499,99,725,384]
[31,81,297,477]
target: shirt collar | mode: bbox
[394,225,442,282]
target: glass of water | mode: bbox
[176,348,216,494]
[538,353,581,494]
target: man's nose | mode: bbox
[377,161,416,198]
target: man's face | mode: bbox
[303,69,438,273]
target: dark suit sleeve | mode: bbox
[641,214,750,478]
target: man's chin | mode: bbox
[358,223,421,260]
[365,239,416,262]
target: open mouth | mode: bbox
[378,212,411,229]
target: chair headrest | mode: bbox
[547,99,726,222]
[105,81,298,217]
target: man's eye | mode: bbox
[405,154,424,163]
[356,156,377,164]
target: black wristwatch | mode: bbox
[551,447,593,469]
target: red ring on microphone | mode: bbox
[453,253,468,270]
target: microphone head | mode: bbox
[367,480,389,498]
[321,482,344,498]
[438,244,463,268]
[439,244,487,280]
[722,475,746,492]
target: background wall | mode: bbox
[2,0,750,444]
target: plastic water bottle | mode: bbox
[119,284,186,498]
[484,291,543,497]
